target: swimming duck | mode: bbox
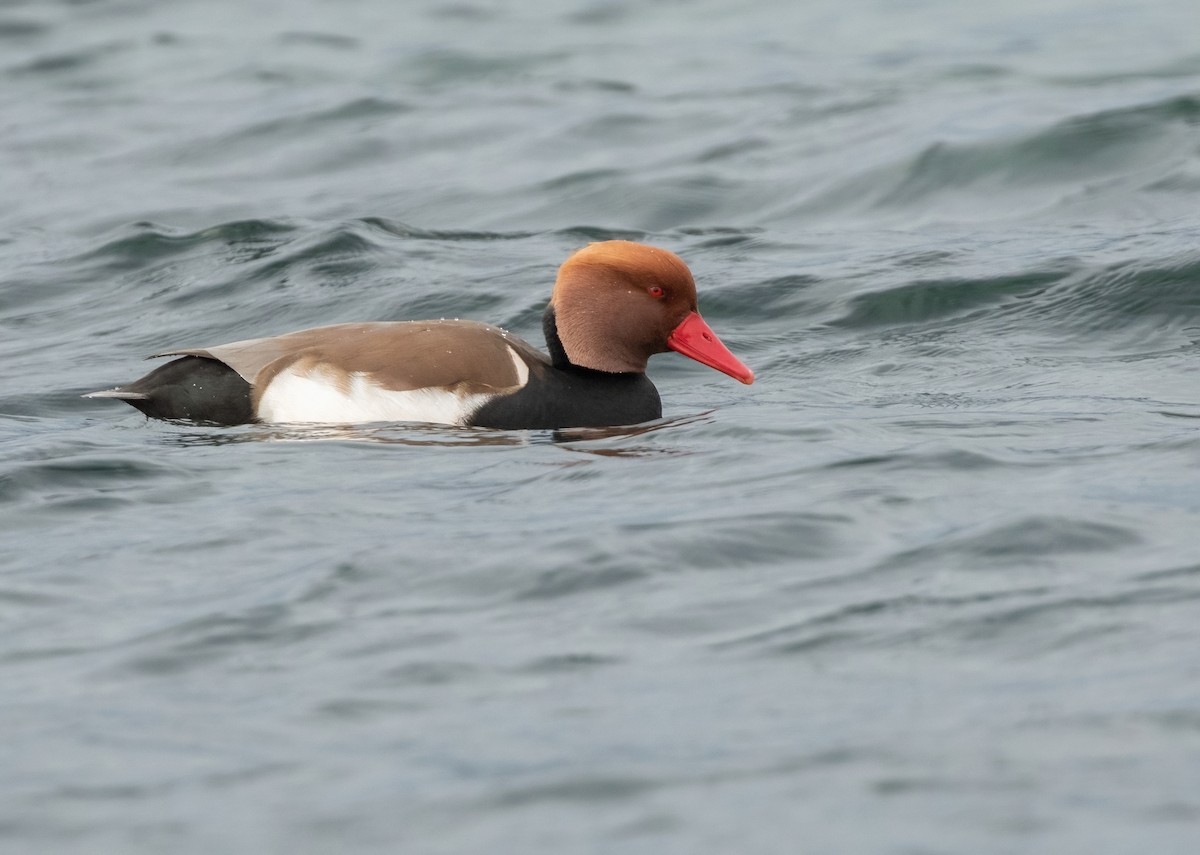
[84,240,753,429]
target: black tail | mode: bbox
[84,356,254,425]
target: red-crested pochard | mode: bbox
[84,240,754,429]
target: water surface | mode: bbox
[3,0,1200,852]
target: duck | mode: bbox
[83,240,754,430]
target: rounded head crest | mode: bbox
[549,241,698,374]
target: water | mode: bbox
[3,0,1200,851]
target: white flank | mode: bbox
[256,367,495,426]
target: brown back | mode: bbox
[156,321,546,393]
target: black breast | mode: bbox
[469,363,661,430]
[469,306,662,429]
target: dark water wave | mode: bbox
[716,578,1200,659]
[831,252,1200,342]
[73,219,302,274]
[55,219,740,358]
[831,269,1071,329]
[70,218,656,277]
[188,98,414,157]
[792,93,1200,222]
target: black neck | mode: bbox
[542,304,648,379]
[542,305,573,370]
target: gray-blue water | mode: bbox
[3,0,1200,851]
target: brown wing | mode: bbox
[153,320,547,392]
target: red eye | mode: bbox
[648,286,665,299]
